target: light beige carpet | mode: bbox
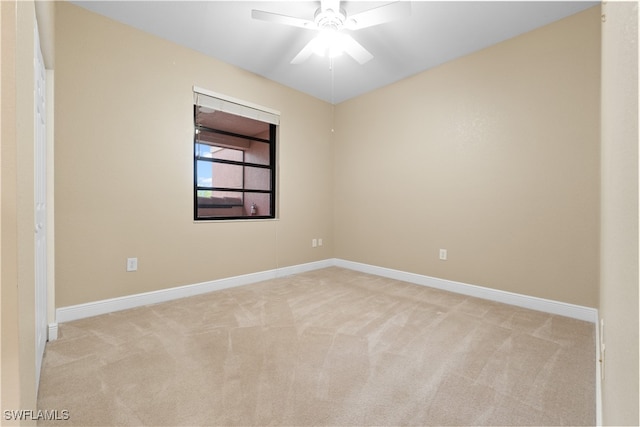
[38,267,595,426]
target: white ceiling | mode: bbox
[72,1,598,104]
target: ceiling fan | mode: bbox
[251,1,411,65]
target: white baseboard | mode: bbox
[334,258,600,424]
[47,323,58,341]
[276,259,335,277]
[595,317,603,426]
[52,257,597,341]
[50,257,600,420]
[54,259,333,328]
[333,259,598,323]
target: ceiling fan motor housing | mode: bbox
[251,1,412,65]
[314,7,347,31]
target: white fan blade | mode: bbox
[290,38,318,64]
[251,9,316,29]
[341,34,373,64]
[345,2,411,30]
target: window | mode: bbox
[193,89,278,220]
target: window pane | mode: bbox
[211,162,242,189]
[212,147,243,162]
[194,160,241,189]
[196,130,251,151]
[245,140,271,166]
[245,192,271,217]
[197,160,245,190]
[245,166,271,191]
[197,190,243,207]
[196,160,212,188]
[197,203,244,218]
[194,93,276,220]
[196,109,270,136]
[196,143,243,161]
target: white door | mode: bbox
[34,21,48,394]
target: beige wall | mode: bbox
[55,2,334,308]
[6,2,637,424]
[600,1,639,425]
[54,3,603,310]
[1,0,38,423]
[334,7,601,308]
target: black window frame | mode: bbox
[193,106,277,221]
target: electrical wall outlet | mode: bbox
[439,249,447,260]
[312,239,317,248]
[127,257,138,272]
[318,238,323,246]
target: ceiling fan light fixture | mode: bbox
[252,1,411,65]
[328,45,344,58]
[312,30,346,58]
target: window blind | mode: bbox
[193,86,280,125]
